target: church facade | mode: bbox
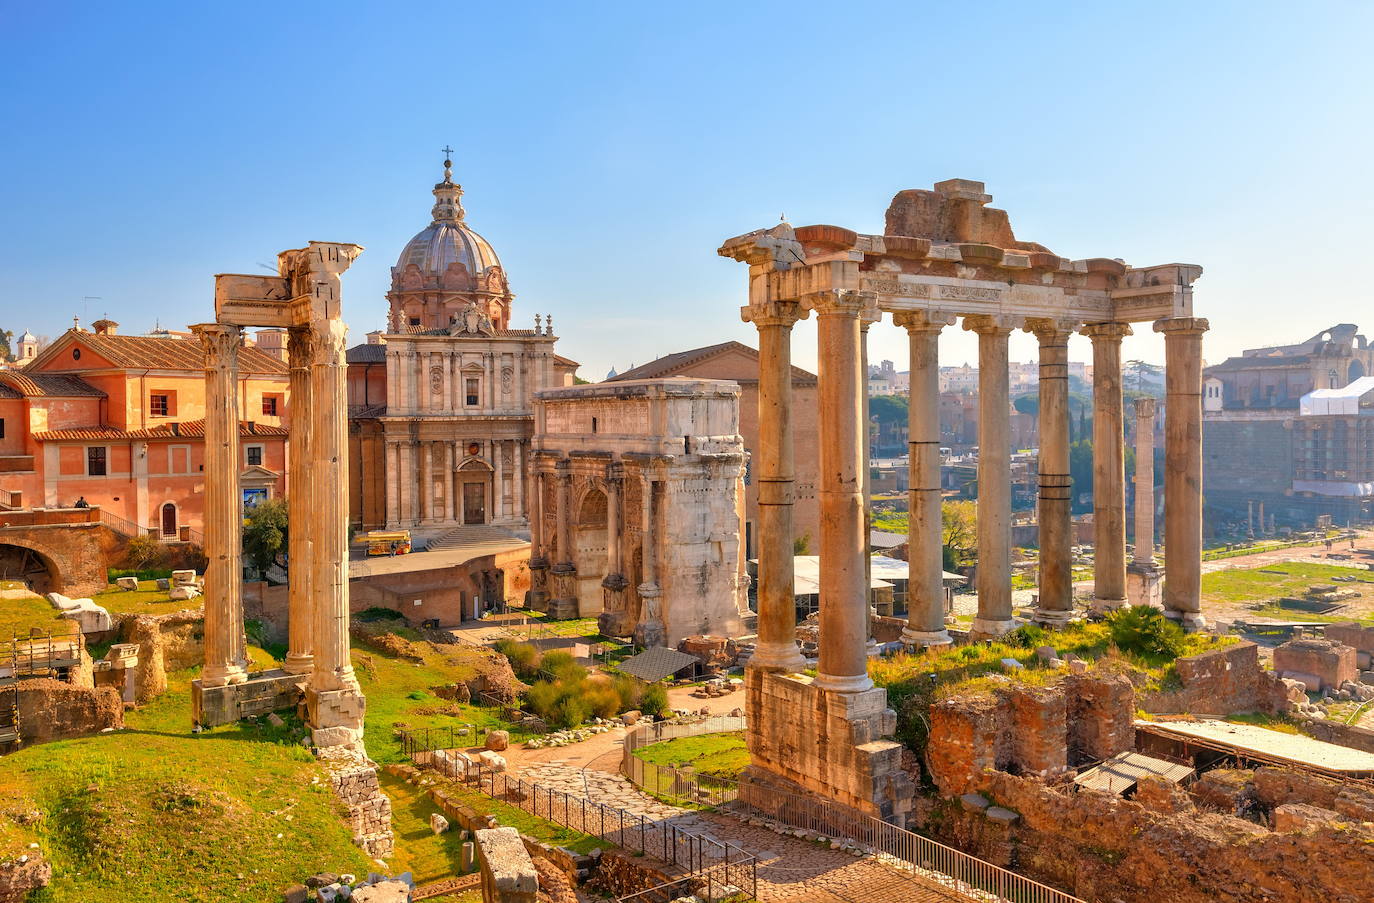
[347,159,577,535]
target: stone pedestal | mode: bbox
[1127,562,1164,609]
[548,563,578,620]
[632,583,665,648]
[527,557,550,612]
[743,669,913,823]
[597,573,632,636]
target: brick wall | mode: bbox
[1142,642,1289,715]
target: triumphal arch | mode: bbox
[721,179,1206,821]
[190,241,367,750]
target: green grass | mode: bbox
[0,591,70,639]
[426,777,603,855]
[1226,712,1302,734]
[632,732,750,780]
[379,771,471,885]
[94,580,202,617]
[1201,562,1374,606]
[2,656,370,903]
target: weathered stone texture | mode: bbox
[1005,685,1067,777]
[1273,638,1358,691]
[0,851,51,903]
[116,610,204,704]
[476,826,538,903]
[1188,768,1256,815]
[1142,641,1289,715]
[16,678,122,743]
[318,747,394,858]
[1064,671,1135,762]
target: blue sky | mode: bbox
[2,1,1371,379]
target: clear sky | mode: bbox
[2,1,1371,380]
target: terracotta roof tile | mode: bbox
[609,341,817,384]
[0,371,106,397]
[32,420,287,442]
[52,331,287,374]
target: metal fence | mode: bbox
[396,731,757,898]
[622,717,1084,903]
[613,865,752,903]
[622,715,746,807]
[397,723,491,757]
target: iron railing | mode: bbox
[397,723,491,757]
[622,716,746,807]
[397,727,756,898]
[613,865,752,903]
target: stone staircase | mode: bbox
[421,524,527,552]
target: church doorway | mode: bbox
[462,481,486,525]
[574,488,609,615]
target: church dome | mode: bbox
[394,155,502,279]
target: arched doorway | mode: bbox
[160,502,178,538]
[0,542,61,595]
[458,458,493,525]
[574,488,608,615]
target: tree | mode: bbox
[124,533,166,571]
[941,500,977,568]
[1012,393,1038,416]
[242,497,288,574]
[869,394,908,425]
[0,329,12,362]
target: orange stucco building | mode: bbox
[0,321,289,538]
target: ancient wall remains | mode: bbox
[1272,638,1358,691]
[116,610,204,704]
[16,679,122,743]
[1141,641,1289,715]
[318,747,394,859]
[916,768,1374,903]
[927,672,1135,795]
[0,852,50,903]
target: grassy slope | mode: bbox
[1202,562,1374,624]
[1,579,198,640]
[632,731,749,780]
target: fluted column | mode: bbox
[1156,317,1209,629]
[804,290,872,694]
[1083,322,1132,611]
[1027,319,1077,625]
[1132,398,1158,564]
[529,463,550,611]
[193,323,248,688]
[860,306,880,656]
[740,301,807,672]
[443,441,455,522]
[964,315,1017,637]
[494,439,506,520]
[306,318,365,743]
[384,440,399,528]
[283,326,314,675]
[895,311,954,647]
[513,441,525,521]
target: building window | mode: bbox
[465,377,480,406]
[245,445,263,467]
[0,418,5,439]
[87,446,107,476]
[150,394,169,417]
[262,395,279,416]
[409,317,421,326]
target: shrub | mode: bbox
[611,674,642,710]
[1005,623,1048,649]
[525,680,562,720]
[554,695,591,730]
[1107,605,1186,659]
[585,685,622,720]
[640,683,670,718]
[124,534,166,571]
[494,639,541,679]
[540,650,585,682]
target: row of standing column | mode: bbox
[194,320,357,697]
[744,301,1211,693]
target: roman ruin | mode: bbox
[192,241,367,750]
[1128,396,1164,607]
[721,179,1209,817]
[528,378,748,645]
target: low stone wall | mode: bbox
[915,768,1374,903]
[1273,638,1358,691]
[592,849,678,899]
[318,747,393,859]
[927,672,1134,795]
[1140,642,1288,716]
[16,679,122,744]
[1301,718,1374,754]
[476,826,538,903]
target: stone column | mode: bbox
[894,311,954,647]
[803,291,872,694]
[740,302,807,672]
[529,463,549,612]
[441,352,453,413]
[633,467,665,648]
[512,441,525,521]
[598,464,631,636]
[386,349,400,411]
[419,440,433,523]
[493,439,506,520]
[1027,319,1077,625]
[860,306,880,655]
[384,440,399,528]
[964,315,1017,637]
[1155,317,1209,629]
[193,323,248,688]
[549,459,577,618]
[1083,322,1132,612]
[306,319,365,746]
[283,326,314,675]
[1133,398,1158,564]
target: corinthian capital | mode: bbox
[1024,317,1079,344]
[1153,316,1209,337]
[191,323,242,374]
[740,301,808,329]
[287,326,313,369]
[307,319,349,362]
[962,314,1020,336]
[800,290,870,318]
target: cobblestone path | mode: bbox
[519,763,970,903]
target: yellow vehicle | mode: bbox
[364,530,411,556]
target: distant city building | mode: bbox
[1203,323,1374,530]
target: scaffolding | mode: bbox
[0,629,85,750]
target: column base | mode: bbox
[1090,596,1128,614]
[747,642,808,674]
[1164,609,1208,632]
[970,617,1018,638]
[900,627,953,649]
[1030,608,1078,628]
[812,671,875,694]
[200,662,249,689]
[632,619,666,649]
[282,653,314,676]
[1127,565,1164,609]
